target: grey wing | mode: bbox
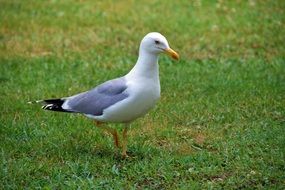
[65,77,129,116]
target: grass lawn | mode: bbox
[1,0,285,189]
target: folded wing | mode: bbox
[63,77,129,116]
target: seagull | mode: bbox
[30,32,179,158]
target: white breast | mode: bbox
[94,76,160,123]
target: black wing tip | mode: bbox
[28,98,73,113]
[42,98,65,104]
[41,103,71,112]
[40,98,73,113]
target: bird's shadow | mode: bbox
[83,146,154,162]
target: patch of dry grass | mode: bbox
[1,0,284,59]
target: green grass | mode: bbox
[1,0,285,189]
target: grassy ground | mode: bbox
[1,0,285,189]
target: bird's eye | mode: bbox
[154,40,160,45]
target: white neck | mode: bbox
[127,50,159,79]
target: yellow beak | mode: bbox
[164,48,179,60]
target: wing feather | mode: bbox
[64,77,129,116]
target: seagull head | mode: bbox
[139,32,179,60]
